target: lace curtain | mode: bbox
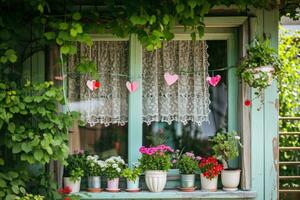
[143,40,210,126]
[67,41,129,126]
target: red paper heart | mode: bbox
[93,81,101,89]
[87,80,101,91]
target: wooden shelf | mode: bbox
[76,190,256,199]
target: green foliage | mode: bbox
[0,81,79,199]
[139,153,172,171]
[17,194,44,200]
[0,170,28,200]
[209,131,242,169]
[278,29,300,190]
[121,167,142,181]
[0,81,79,164]
[177,152,199,174]
[69,168,84,182]
[278,30,300,117]
[237,38,281,93]
[75,58,98,79]
[64,152,87,178]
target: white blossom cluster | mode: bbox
[104,156,126,173]
[87,155,106,170]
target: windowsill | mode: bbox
[76,190,256,199]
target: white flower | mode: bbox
[112,163,118,168]
[234,136,241,140]
[116,168,121,173]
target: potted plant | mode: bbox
[139,144,173,192]
[86,155,106,192]
[121,163,142,192]
[177,152,200,191]
[104,156,126,192]
[237,38,281,106]
[198,156,223,192]
[210,131,243,191]
[63,150,86,193]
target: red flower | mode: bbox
[244,99,251,107]
[63,186,72,194]
[64,197,71,200]
[198,156,223,179]
[58,186,72,194]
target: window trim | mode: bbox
[85,28,239,169]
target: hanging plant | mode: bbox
[237,38,281,107]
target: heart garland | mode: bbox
[126,81,138,93]
[206,75,221,87]
[85,73,220,93]
[86,80,101,91]
[164,72,179,86]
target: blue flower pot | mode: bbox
[127,177,139,190]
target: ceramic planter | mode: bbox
[180,174,195,188]
[145,170,167,192]
[221,169,241,191]
[250,65,275,85]
[64,177,81,193]
[87,176,101,192]
[107,178,119,190]
[126,177,140,190]
[200,174,218,192]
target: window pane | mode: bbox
[67,41,129,161]
[143,40,228,156]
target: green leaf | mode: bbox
[197,25,205,38]
[34,149,44,161]
[11,185,19,194]
[21,143,32,153]
[5,194,17,200]
[191,32,196,41]
[8,123,15,133]
[60,45,70,54]
[72,12,82,21]
[149,15,156,25]
[130,16,147,25]
[70,28,78,37]
[188,0,197,8]
[44,32,56,40]
[162,15,170,25]
[176,4,185,13]
[0,179,6,187]
[200,2,211,16]
[58,22,69,30]
[37,4,44,13]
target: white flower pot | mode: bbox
[251,65,275,85]
[64,177,81,193]
[221,169,241,191]
[145,170,167,192]
[200,174,218,192]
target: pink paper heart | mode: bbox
[207,75,221,87]
[164,72,179,86]
[86,80,101,91]
[126,81,138,93]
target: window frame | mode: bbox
[88,27,239,169]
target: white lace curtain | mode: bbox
[143,40,210,126]
[67,41,129,126]
[67,40,210,126]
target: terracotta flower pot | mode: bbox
[221,169,241,191]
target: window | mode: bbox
[143,40,228,156]
[67,31,238,170]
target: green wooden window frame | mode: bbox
[90,28,239,168]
